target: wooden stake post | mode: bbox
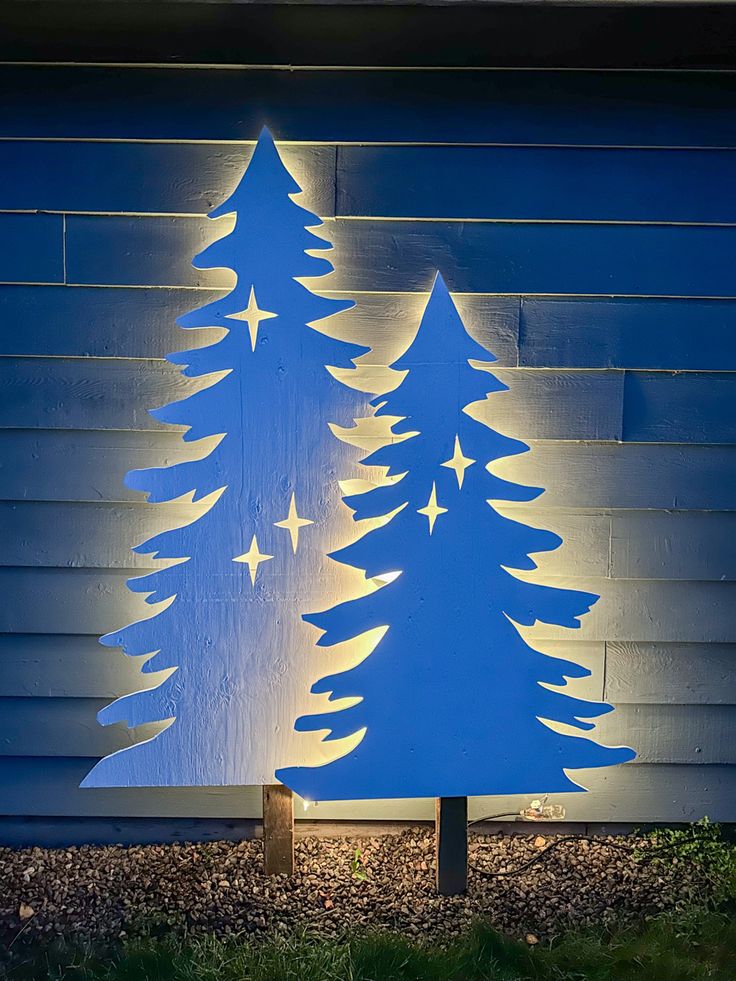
[262,784,294,876]
[435,796,468,895]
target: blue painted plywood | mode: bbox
[0,214,63,284]
[81,129,369,789]
[3,68,736,145]
[279,277,634,801]
[338,146,736,223]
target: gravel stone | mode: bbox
[0,830,712,948]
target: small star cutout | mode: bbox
[233,535,273,585]
[230,286,277,351]
[441,435,476,489]
[417,482,448,535]
[274,493,314,553]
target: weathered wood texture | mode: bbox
[0,65,734,835]
[262,785,294,876]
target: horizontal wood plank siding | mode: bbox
[336,146,736,224]
[63,216,736,295]
[3,67,736,145]
[0,65,733,835]
[1,758,734,823]
[2,431,734,509]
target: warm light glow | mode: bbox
[274,492,314,553]
[233,535,273,584]
[229,286,278,351]
[441,434,475,489]
[417,482,448,534]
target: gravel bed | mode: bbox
[0,830,709,949]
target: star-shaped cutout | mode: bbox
[274,493,314,553]
[233,535,273,585]
[229,286,278,351]
[441,435,476,489]
[417,482,448,535]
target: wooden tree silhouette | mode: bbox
[278,274,635,801]
[83,128,368,788]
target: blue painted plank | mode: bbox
[609,512,736,582]
[499,442,736,510]
[0,816,260,848]
[3,67,736,145]
[65,216,228,288]
[325,220,736,296]
[0,214,63,284]
[0,698,163,757]
[0,567,732,643]
[0,285,223,357]
[0,358,198,432]
[338,146,736,223]
[0,634,161,698]
[3,698,729,765]
[65,217,736,295]
[0,142,335,217]
[0,360,628,441]
[623,372,736,444]
[5,503,733,582]
[3,430,735,508]
[4,288,736,371]
[0,430,192,503]
[0,501,195,569]
[1,757,734,822]
[606,643,736,706]
[0,634,601,701]
[518,296,736,370]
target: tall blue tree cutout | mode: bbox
[83,128,368,788]
[278,274,635,801]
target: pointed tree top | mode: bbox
[209,125,302,219]
[392,272,497,372]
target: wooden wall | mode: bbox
[1,65,735,843]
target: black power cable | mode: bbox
[468,827,708,879]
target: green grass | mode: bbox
[3,910,736,981]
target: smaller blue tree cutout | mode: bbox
[278,274,636,801]
[82,128,368,789]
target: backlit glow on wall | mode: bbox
[82,128,634,799]
[278,275,635,801]
[82,128,372,789]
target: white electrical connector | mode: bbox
[520,796,566,821]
